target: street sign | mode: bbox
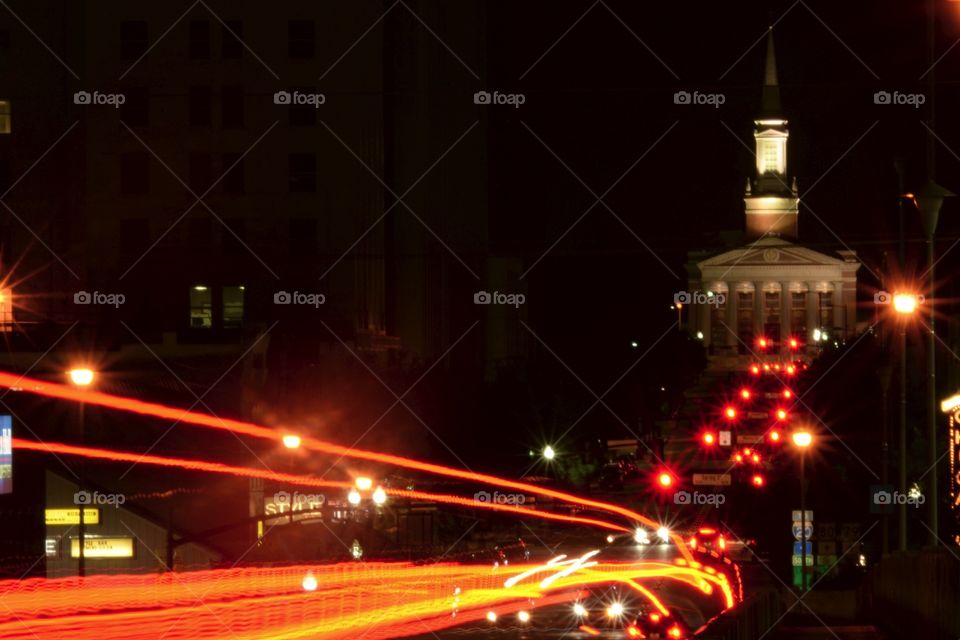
[793,541,812,555]
[738,434,763,444]
[693,473,732,486]
[817,522,836,540]
[792,522,813,541]
[791,554,814,567]
[719,430,732,446]
[817,555,838,567]
[840,523,860,541]
[818,541,837,555]
[791,510,813,522]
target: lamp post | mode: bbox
[67,368,95,577]
[917,181,953,546]
[893,293,919,550]
[792,430,813,592]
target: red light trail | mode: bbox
[0,372,690,556]
[12,438,631,533]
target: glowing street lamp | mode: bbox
[657,471,674,489]
[893,292,920,315]
[68,368,95,387]
[542,445,556,460]
[792,431,813,448]
[355,476,373,491]
[347,489,362,505]
[372,486,387,505]
[281,434,301,449]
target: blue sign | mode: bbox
[0,415,11,495]
[793,541,812,555]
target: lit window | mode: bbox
[222,285,244,329]
[0,100,10,134]
[189,285,212,328]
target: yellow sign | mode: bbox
[45,508,100,525]
[70,537,134,559]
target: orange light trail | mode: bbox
[0,558,734,640]
[0,372,690,557]
[12,438,631,533]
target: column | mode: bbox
[780,281,792,347]
[699,294,712,349]
[805,282,819,342]
[753,281,765,338]
[725,282,738,350]
[832,281,845,334]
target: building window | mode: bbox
[757,138,785,175]
[221,86,244,128]
[120,152,150,194]
[289,218,318,256]
[0,288,13,331]
[289,86,317,126]
[288,20,315,59]
[120,21,148,60]
[189,285,212,328]
[189,86,212,127]
[737,292,754,353]
[763,291,780,341]
[188,153,212,192]
[121,87,149,126]
[221,21,243,59]
[221,153,245,194]
[0,100,10,134]
[288,153,316,193]
[819,292,833,329]
[188,20,210,59]
[791,292,806,340]
[222,286,244,329]
[222,219,246,255]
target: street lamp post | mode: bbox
[917,182,953,546]
[792,430,813,592]
[68,368,95,577]
[893,293,919,550]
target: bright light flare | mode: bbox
[606,602,625,618]
[282,434,301,449]
[792,431,813,448]
[573,602,588,617]
[355,477,373,491]
[657,472,673,488]
[893,293,919,314]
[542,445,556,460]
[67,368,95,386]
[517,610,531,623]
[301,571,318,591]
[486,611,497,623]
[701,432,716,446]
[776,408,788,420]
[372,486,387,505]
[740,388,751,400]
[769,430,781,442]
[751,474,765,487]
[657,526,671,542]
[347,489,362,505]
[724,406,737,420]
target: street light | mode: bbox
[67,367,95,577]
[892,291,919,550]
[792,430,813,592]
[542,445,556,460]
[281,434,301,449]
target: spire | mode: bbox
[760,28,781,117]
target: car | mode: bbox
[687,526,727,556]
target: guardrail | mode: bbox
[695,586,783,639]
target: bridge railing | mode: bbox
[859,549,960,639]
[695,586,783,640]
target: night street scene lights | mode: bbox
[792,429,814,593]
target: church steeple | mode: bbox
[744,27,799,240]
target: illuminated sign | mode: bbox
[265,492,325,524]
[45,508,100,525]
[45,537,59,558]
[70,536,134,559]
[0,415,11,495]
